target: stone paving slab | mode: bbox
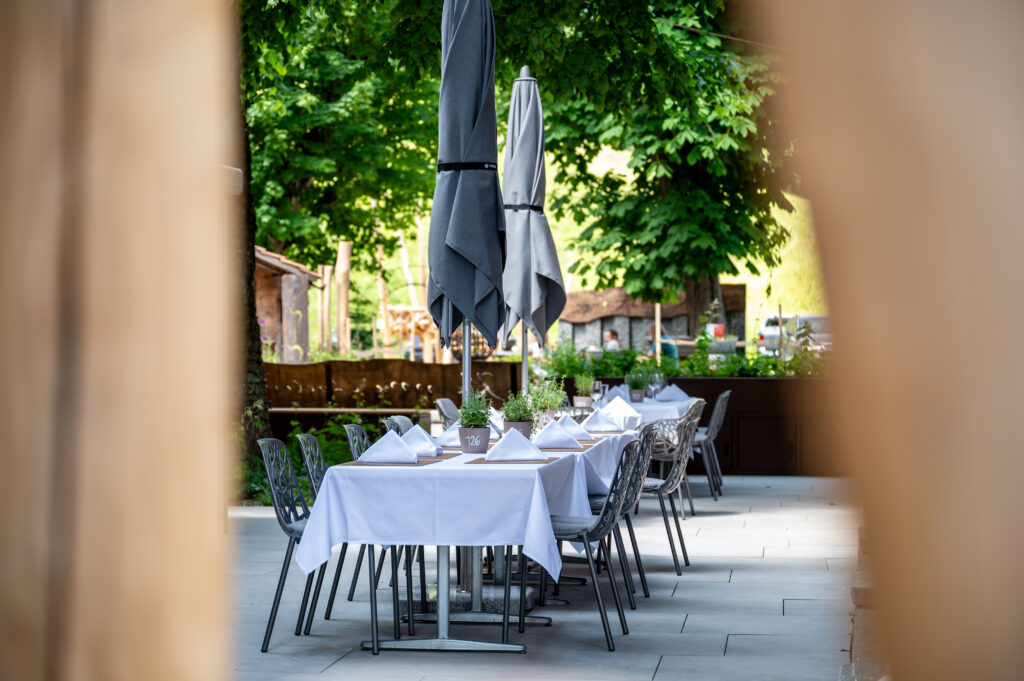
[231,476,857,681]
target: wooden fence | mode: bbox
[264,359,523,409]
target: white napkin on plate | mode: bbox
[436,423,462,447]
[358,430,418,463]
[557,415,593,441]
[401,424,442,456]
[582,409,621,433]
[656,384,689,401]
[532,420,582,450]
[602,396,642,430]
[486,428,547,461]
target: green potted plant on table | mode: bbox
[500,390,534,438]
[530,377,568,429]
[573,372,595,408]
[624,371,647,403]
[459,390,492,453]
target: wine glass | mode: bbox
[591,380,603,405]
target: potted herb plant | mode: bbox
[500,390,534,438]
[624,371,647,403]
[573,372,595,408]
[529,377,568,429]
[458,390,492,453]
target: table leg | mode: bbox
[360,545,526,653]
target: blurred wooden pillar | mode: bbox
[335,241,351,355]
[0,0,234,679]
[763,2,1024,680]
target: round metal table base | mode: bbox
[361,638,526,653]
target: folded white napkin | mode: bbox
[532,420,582,450]
[601,396,642,430]
[600,384,629,405]
[488,420,503,440]
[489,407,504,428]
[656,384,689,401]
[401,424,442,456]
[486,428,547,461]
[436,423,462,447]
[557,415,593,441]
[358,430,418,463]
[582,409,621,433]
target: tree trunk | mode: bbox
[683,273,724,337]
[239,91,272,472]
[335,241,352,354]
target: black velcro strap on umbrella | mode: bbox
[503,203,545,213]
[437,161,497,171]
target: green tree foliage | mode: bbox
[245,3,437,266]
[381,1,794,309]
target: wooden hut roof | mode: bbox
[254,246,320,280]
[559,284,745,324]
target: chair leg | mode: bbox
[374,546,388,590]
[366,545,379,655]
[404,545,415,635]
[294,570,315,636]
[583,537,614,651]
[668,491,690,567]
[501,546,513,643]
[518,546,527,633]
[683,475,696,516]
[699,445,718,500]
[261,537,295,653]
[658,492,682,575]
[324,542,348,619]
[347,544,366,601]
[303,562,327,634]
[612,525,637,610]
[390,548,401,639]
[710,440,724,490]
[417,546,427,612]
[599,540,629,635]
[624,514,649,597]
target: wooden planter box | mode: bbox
[596,376,839,476]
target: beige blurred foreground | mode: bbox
[0,1,237,679]
[762,1,1024,680]
[3,1,1024,680]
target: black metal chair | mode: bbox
[256,437,320,652]
[640,399,705,575]
[589,423,659,603]
[694,390,730,496]
[391,414,415,434]
[382,417,402,435]
[548,439,640,651]
[344,423,371,459]
[435,398,460,429]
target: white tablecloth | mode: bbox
[294,432,638,581]
[295,453,587,581]
[630,398,695,424]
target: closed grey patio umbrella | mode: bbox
[501,66,565,387]
[427,0,506,354]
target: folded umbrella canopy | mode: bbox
[427,0,506,349]
[501,66,565,383]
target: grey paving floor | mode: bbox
[230,476,857,681]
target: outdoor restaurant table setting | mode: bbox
[655,384,689,401]
[357,430,419,463]
[557,414,592,441]
[601,396,643,430]
[582,408,621,433]
[402,425,443,456]
[485,428,548,461]
[532,420,583,449]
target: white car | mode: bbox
[756,315,794,355]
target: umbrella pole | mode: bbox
[520,323,528,392]
[461,319,472,403]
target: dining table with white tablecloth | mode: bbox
[629,398,697,424]
[293,429,637,582]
